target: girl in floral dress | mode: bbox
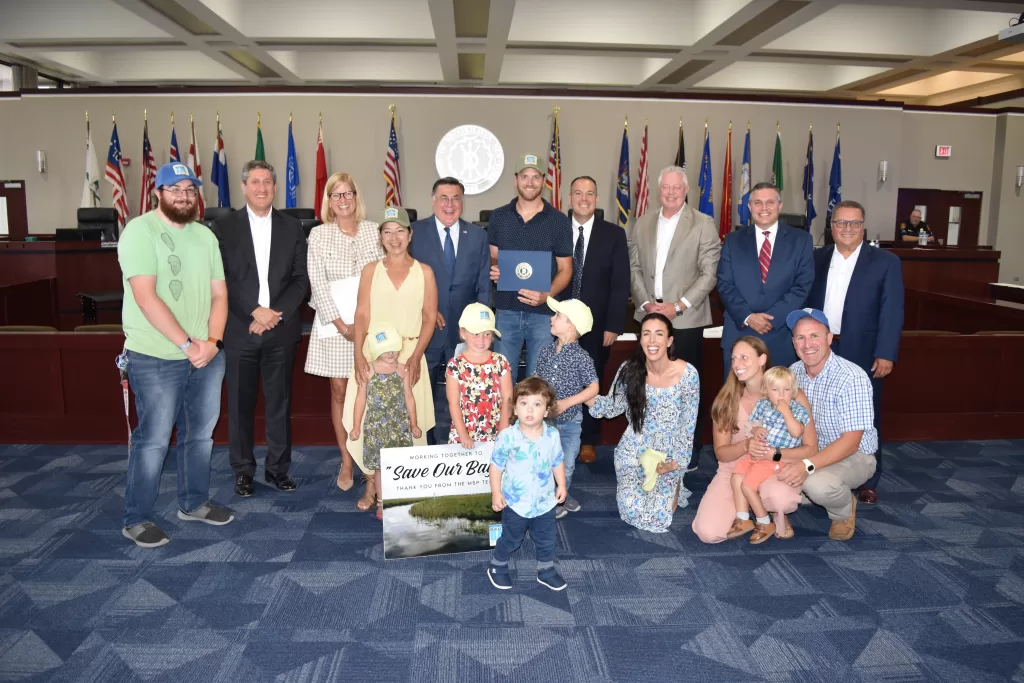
[446,303,513,447]
[587,313,700,533]
[350,324,421,520]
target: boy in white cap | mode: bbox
[535,297,600,518]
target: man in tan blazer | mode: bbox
[627,165,721,470]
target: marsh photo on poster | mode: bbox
[381,443,501,560]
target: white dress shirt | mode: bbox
[654,209,682,300]
[571,214,595,266]
[435,216,460,255]
[822,242,862,334]
[247,206,272,308]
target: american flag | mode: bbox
[139,119,157,215]
[105,121,130,230]
[545,114,562,211]
[635,122,650,218]
[314,120,327,220]
[383,112,402,207]
[187,118,204,218]
[169,122,180,163]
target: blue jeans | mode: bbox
[123,350,225,528]
[492,506,557,571]
[555,416,582,490]
[494,310,553,380]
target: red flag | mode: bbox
[544,112,562,211]
[719,124,733,240]
[139,119,157,215]
[635,122,650,218]
[187,117,205,219]
[315,120,328,220]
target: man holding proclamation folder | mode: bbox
[488,154,574,378]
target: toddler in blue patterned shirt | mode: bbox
[729,366,810,544]
[488,377,567,592]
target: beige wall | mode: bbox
[990,114,1024,283]
[0,92,1009,257]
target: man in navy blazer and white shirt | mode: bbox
[409,177,491,443]
[565,176,630,464]
[717,181,814,372]
[807,200,903,504]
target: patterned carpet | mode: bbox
[1,439,1023,683]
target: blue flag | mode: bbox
[211,122,230,208]
[738,128,751,226]
[286,121,300,209]
[802,128,816,223]
[826,131,842,227]
[698,126,714,218]
[616,125,630,227]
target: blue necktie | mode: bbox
[571,225,584,298]
[443,227,456,279]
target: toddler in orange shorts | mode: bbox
[728,367,809,544]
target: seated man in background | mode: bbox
[118,162,234,548]
[777,308,877,541]
[899,209,934,243]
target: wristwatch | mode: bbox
[772,447,782,462]
[802,458,816,474]
[177,337,193,352]
[674,302,684,316]
[209,338,224,350]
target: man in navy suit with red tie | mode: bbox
[564,176,630,465]
[807,200,903,504]
[717,182,814,372]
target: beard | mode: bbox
[159,194,200,224]
[517,184,542,202]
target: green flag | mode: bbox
[255,124,265,161]
[771,129,783,190]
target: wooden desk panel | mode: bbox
[885,247,1000,297]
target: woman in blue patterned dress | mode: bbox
[587,313,700,533]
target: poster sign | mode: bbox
[381,443,502,560]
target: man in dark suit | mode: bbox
[409,177,491,444]
[211,160,309,497]
[565,176,630,464]
[718,181,814,372]
[807,200,903,504]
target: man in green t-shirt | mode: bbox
[118,161,234,548]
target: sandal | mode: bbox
[376,500,384,521]
[356,476,376,511]
[774,525,795,539]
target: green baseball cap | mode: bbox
[516,154,543,174]
[379,206,411,228]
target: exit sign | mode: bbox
[935,145,952,158]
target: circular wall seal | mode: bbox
[435,125,505,195]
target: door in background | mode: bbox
[894,188,983,246]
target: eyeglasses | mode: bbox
[831,220,864,229]
[330,191,356,201]
[162,187,197,197]
[434,195,463,204]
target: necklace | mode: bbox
[338,222,358,237]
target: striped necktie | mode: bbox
[759,231,772,284]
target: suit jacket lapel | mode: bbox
[666,206,694,257]
[764,225,787,286]
[844,244,872,324]
[580,221,601,287]
[239,209,258,277]
[449,219,468,281]
[267,210,282,292]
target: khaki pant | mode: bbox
[801,451,877,520]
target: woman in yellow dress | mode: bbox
[346,206,437,511]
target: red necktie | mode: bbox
[759,231,772,284]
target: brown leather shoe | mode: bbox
[578,445,597,464]
[828,493,858,541]
[726,518,755,540]
[749,522,776,544]
[858,487,878,504]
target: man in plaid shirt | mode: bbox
[778,308,878,541]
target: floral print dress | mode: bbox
[589,363,700,533]
[445,352,511,444]
[362,371,413,471]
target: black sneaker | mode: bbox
[562,496,582,513]
[487,565,512,590]
[537,568,567,591]
[122,522,170,548]
[554,505,568,519]
[177,502,234,526]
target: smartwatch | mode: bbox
[772,447,782,462]
[674,302,684,316]
[802,458,816,474]
[177,337,193,352]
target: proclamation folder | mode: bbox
[497,250,552,292]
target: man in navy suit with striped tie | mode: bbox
[410,177,492,444]
[717,182,814,372]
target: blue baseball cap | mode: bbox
[786,307,831,332]
[155,162,202,189]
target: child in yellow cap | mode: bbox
[350,323,422,520]
[445,303,513,447]
[536,297,600,519]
